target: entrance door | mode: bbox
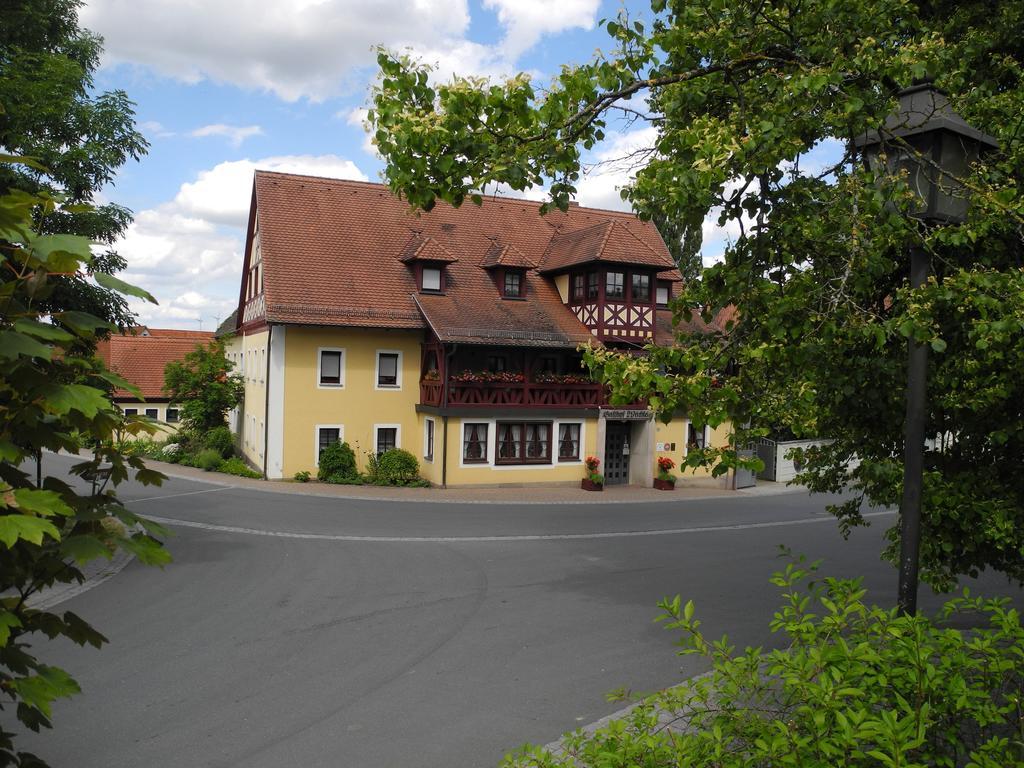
[605,421,631,485]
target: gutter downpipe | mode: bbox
[441,343,457,489]
[262,324,274,479]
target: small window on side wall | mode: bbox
[424,419,434,461]
[377,352,400,388]
[422,266,442,292]
[605,271,625,299]
[145,408,159,419]
[376,427,397,454]
[166,408,180,423]
[687,423,708,450]
[319,349,344,387]
[587,272,600,299]
[123,408,137,416]
[318,427,340,458]
[571,274,585,301]
[631,273,650,302]
[656,283,670,306]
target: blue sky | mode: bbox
[79,0,729,329]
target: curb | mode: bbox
[28,548,135,611]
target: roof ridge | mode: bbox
[253,170,646,219]
[608,218,672,265]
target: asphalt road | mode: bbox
[19,455,1021,767]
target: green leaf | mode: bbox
[40,383,111,417]
[11,666,81,718]
[11,489,73,517]
[0,153,48,171]
[120,533,171,566]
[0,610,22,647]
[60,535,114,565]
[930,338,947,353]
[93,271,157,303]
[0,441,21,462]
[0,330,53,361]
[13,319,74,343]
[28,233,93,270]
[0,515,61,547]
[56,310,115,336]
[96,369,142,399]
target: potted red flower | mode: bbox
[581,455,603,491]
[654,456,676,490]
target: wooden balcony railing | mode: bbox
[420,379,608,408]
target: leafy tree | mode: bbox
[652,210,702,283]
[163,339,244,435]
[369,0,1024,590]
[0,0,149,332]
[0,174,169,766]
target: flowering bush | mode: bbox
[449,369,525,383]
[657,456,676,481]
[584,455,603,484]
[421,369,440,381]
[532,371,591,384]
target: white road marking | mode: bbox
[126,486,236,503]
[142,509,896,543]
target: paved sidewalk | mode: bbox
[132,456,802,505]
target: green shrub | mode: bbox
[325,473,366,485]
[203,425,234,458]
[118,438,163,459]
[217,457,262,478]
[293,470,311,483]
[503,557,1024,768]
[194,448,222,471]
[371,448,419,484]
[317,441,357,481]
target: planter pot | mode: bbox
[581,478,604,491]
[653,478,676,491]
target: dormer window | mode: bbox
[571,274,585,300]
[656,282,670,306]
[587,272,599,299]
[502,270,524,298]
[422,266,443,292]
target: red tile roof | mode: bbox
[538,219,676,274]
[250,172,677,343]
[399,234,459,264]
[97,331,214,400]
[479,241,537,269]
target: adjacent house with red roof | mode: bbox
[224,171,732,486]
[97,328,214,428]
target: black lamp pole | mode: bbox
[854,82,998,615]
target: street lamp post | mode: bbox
[855,82,998,615]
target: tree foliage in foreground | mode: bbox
[163,339,244,436]
[503,559,1024,768]
[0,177,169,767]
[0,0,149,332]
[369,0,1024,590]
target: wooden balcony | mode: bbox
[420,378,606,408]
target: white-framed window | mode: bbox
[375,350,403,390]
[144,407,159,419]
[462,422,488,463]
[656,284,670,306]
[685,421,710,453]
[166,407,180,423]
[374,424,401,454]
[123,407,137,416]
[424,418,434,462]
[317,347,345,388]
[556,423,581,462]
[314,425,344,465]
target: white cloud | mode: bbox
[190,123,264,147]
[173,154,368,227]
[483,0,600,58]
[81,0,475,101]
[115,154,368,328]
[138,120,175,138]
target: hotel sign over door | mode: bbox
[601,409,651,421]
